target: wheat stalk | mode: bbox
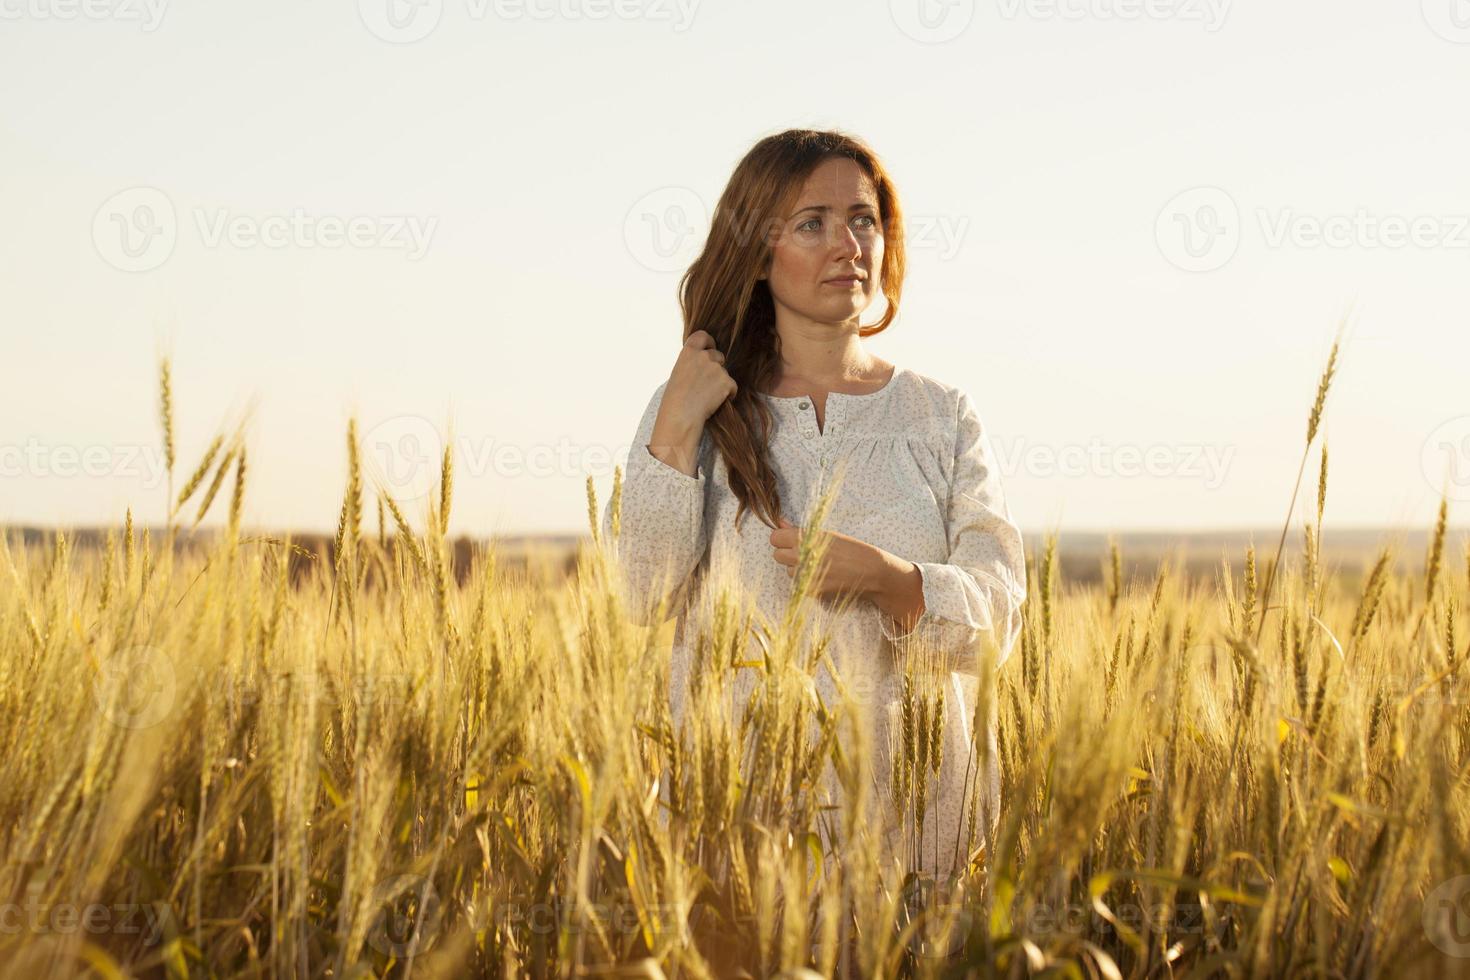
[1425,497,1449,606]
[228,446,248,543]
[174,435,224,517]
[193,444,239,528]
[159,356,176,503]
[1255,332,1341,646]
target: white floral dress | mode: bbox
[602,365,1027,880]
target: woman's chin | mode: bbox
[817,297,872,319]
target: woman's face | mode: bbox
[760,156,883,328]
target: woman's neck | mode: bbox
[771,325,885,390]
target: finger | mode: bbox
[705,349,726,364]
[684,330,715,350]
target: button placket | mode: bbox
[796,398,816,441]
[793,395,843,458]
[819,397,840,468]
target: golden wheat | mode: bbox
[0,355,1465,979]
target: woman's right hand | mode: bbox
[663,330,738,428]
[648,330,736,477]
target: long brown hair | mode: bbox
[678,129,907,533]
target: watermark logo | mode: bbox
[1155,186,1240,272]
[1422,0,1470,43]
[358,0,443,43]
[368,874,441,957]
[1425,875,1470,957]
[362,415,446,504]
[899,877,974,960]
[93,187,177,273]
[1422,416,1470,502]
[93,645,177,730]
[889,0,975,43]
[624,186,708,273]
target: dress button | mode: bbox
[798,400,809,410]
[803,430,813,439]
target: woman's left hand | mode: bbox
[770,516,927,632]
[769,516,885,599]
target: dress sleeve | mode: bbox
[878,389,1027,674]
[602,381,710,627]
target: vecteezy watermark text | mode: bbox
[622,185,970,274]
[357,0,700,43]
[889,0,1229,44]
[0,440,168,487]
[93,187,437,272]
[1256,209,1470,252]
[993,0,1230,30]
[359,414,1238,506]
[92,644,419,730]
[363,415,641,502]
[0,0,167,30]
[1157,187,1470,272]
[193,208,436,259]
[0,899,169,945]
[990,435,1235,489]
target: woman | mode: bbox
[602,128,1027,882]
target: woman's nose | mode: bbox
[829,223,861,256]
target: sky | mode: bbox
[2,0,1468,538]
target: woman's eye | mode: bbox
[797,214,877,234]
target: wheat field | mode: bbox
[2,351,1469,979]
